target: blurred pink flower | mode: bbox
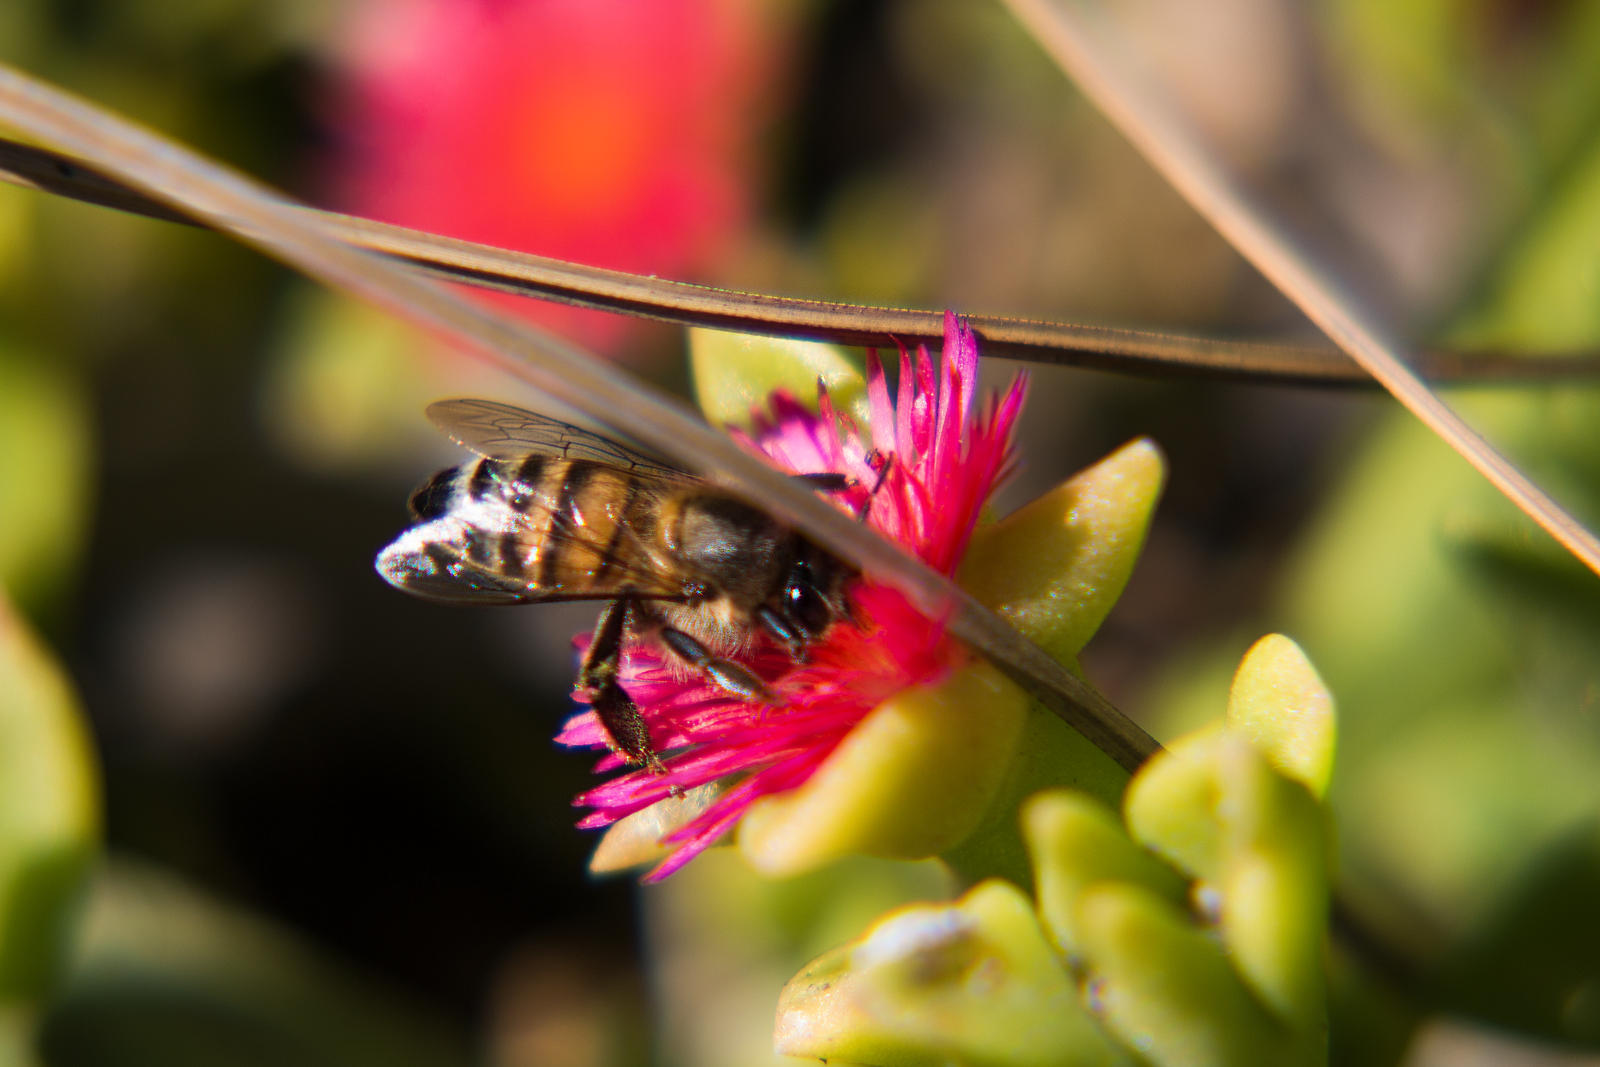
[324,0,781,355]
[559,313,1029,878]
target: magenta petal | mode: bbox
[894,342,916,461]
[865,348,898,458]
[946,311,979,424]
[913,342,937,447]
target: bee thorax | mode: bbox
[666,494,790,608]
[654,598,751,657]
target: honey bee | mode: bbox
[376,398,860,768]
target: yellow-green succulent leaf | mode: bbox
[960,438,1165,667]
[588,783,727,875]
[689,327,867,430]
[0,598,101,1000]
[1123,723,1228,881]
[0,1002,41,1067]
[941,701,1129,889]
[1226,635,1337,798]
[739,661,1029,877]
[0,355,93,613]
[1022,789,1187,958]
[261,292,441,472]
[1075,884,1304,1067]
[775,880,1117,1067]
[1213,739,1331,1036]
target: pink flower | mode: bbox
[558,313,1029,879]
[323,0,784,357]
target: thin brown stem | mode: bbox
[2,135,1597,388]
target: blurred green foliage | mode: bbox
[1145,1,1600,1056]
[0,600,98,1007]
[0,355,90,616]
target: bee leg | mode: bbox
[857,451,895,522]
[754,605,807,662]
[793,472,854,493]
[577,598,663,772]
[656,625,778,706]
[795,465,893,524]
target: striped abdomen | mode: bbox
[394,453,682,601]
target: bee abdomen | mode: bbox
[408,468,457,520]
[507,458,649,596]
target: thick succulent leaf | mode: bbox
[1117,729,1331,1062]
[775,880,1117,1067]
[779,644,1337,1066]
[0,597,99,1001]
[1022,789,1186,958]
[1075,883,1303,1067]
[1211,739,1330,1034]
[738,662,1028,876]
[1122,724,1228,879]
[939,704,1129,890]
[939,442,1166,886]
[1225,635,1336,798]
[960,438,1164,668]
[689,327,867,430]
[0,353,92,612]
[589,783,727,875]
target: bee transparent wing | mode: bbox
[378,521,691,605]
[377,462,690,605]
[376,526,539,605]
[427,398,696,483]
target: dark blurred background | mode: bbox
[4,1,1600,1065]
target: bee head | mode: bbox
[782,561,832,639]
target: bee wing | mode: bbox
[426,398,697,484]
[376,526,540,605]
[377,464,691,606]
[378,533,691,605]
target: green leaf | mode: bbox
[0,353,92,612]
[1117,726,1332,1063]
[940,703,1129,890]
[1076,883,1299,1067]
[779,642,1338,1066]
[739,662,1029,876]
[1022,789,1186,958]
[941,441,1166,887]
[1450,128,1600,350]
[775,880,1116,1067]
[960,438,1165,668]
[1225,635,1337,798]
[1123,724,1229,880]
[1211,739,1329,1034]
[689,327,867,430]
[0,597,99,1002]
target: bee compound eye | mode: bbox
[786,576,832,637]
